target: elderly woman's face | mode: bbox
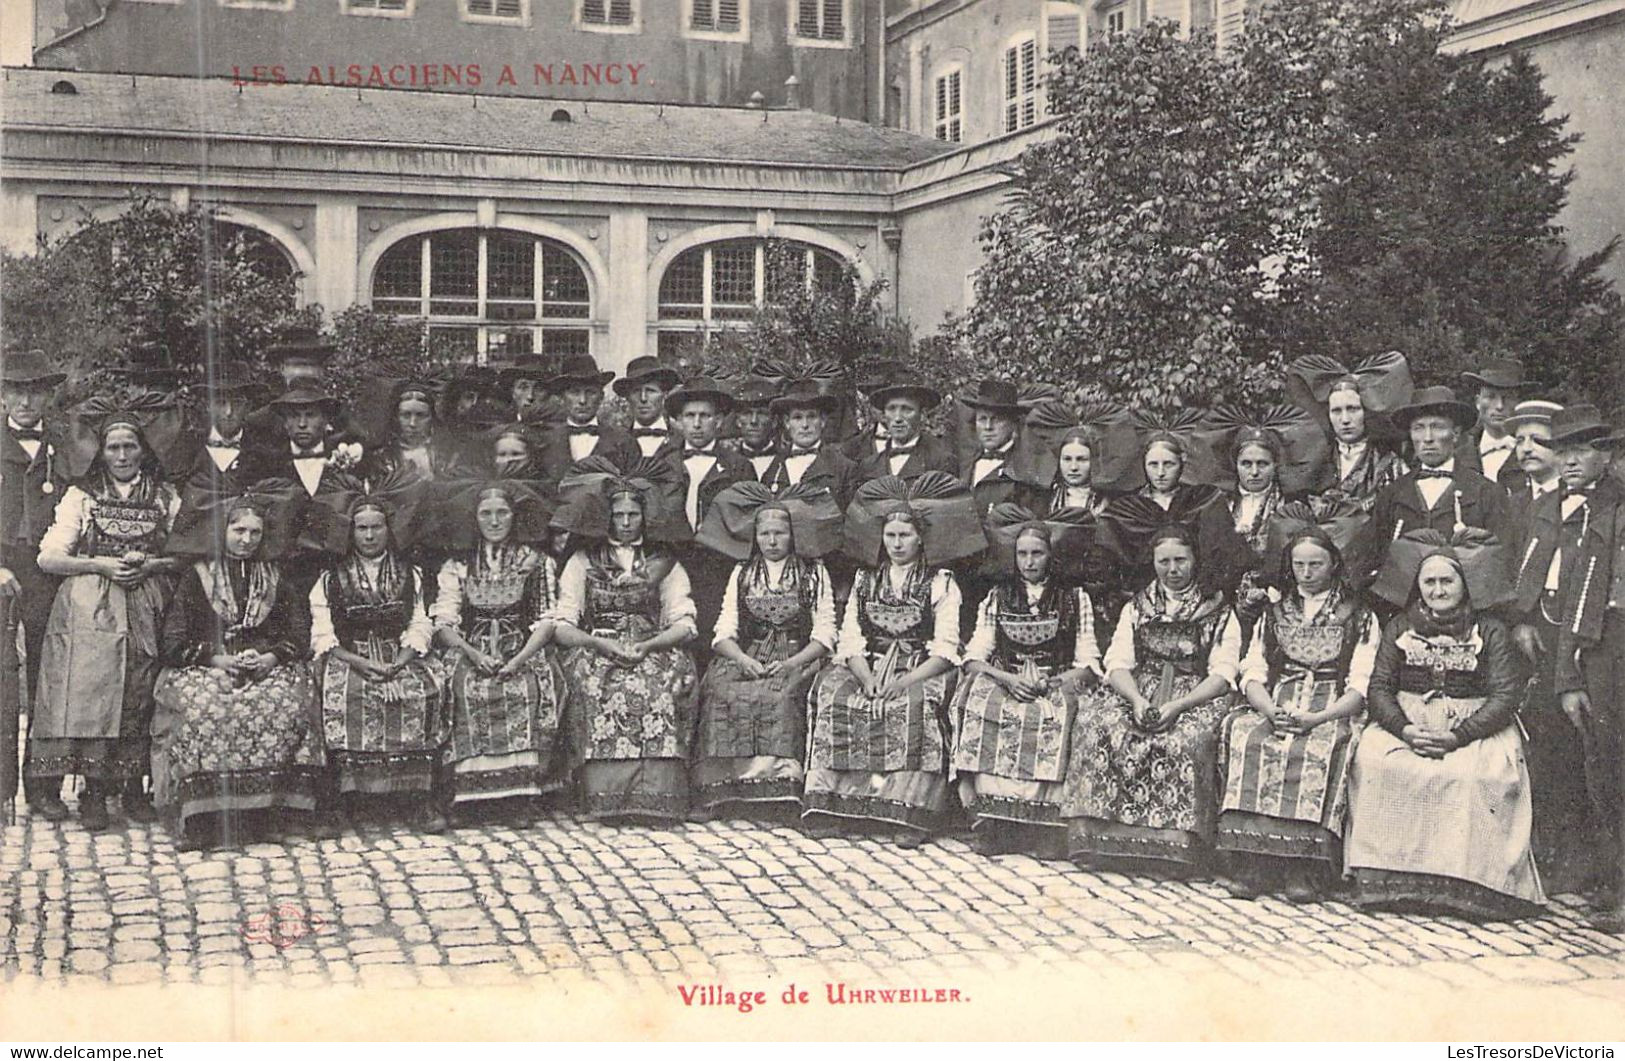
[755,515,792,563]
[1236,442,1277,494]
[1015,533,1050,584]
[1144,441,1183,494]
[1418,555,1466,613]
[396,396,433,445]
[1327,388,1365,444]
[493,435,530,472]
[224,510,265,560]
[610,495,643,543]
[101,426,144,482]
[883,518,922,566]
[1290,540,1337,597]
[1058,441,1093,488]
[1153,539,1196,593]
[476,496,514,545]
[352,508,390,558]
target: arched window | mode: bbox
[370,227,592,360]
[655,238,849,357]
[215,221,297,284]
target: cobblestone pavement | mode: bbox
[4,799,1625,1009]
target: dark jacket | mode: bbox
[0,420,67,551]
[1357,465,1517,585]
[854,431,960,484]
[159,562,307,668]
[762,446,861,511]
[959,438,1054,519]
[537,422,637,486]
[1366,612,1521,745]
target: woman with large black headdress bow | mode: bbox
[27,412,183,831]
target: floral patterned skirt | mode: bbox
[562,644,698,820]
[150,662,322,830]
[441,646,566,804]
[1060,667,1229,867]
[692,650,817,812]
[318,653,450,796]
[950,671,1078,828]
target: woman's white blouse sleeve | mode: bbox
[809,562,837,651]
[963,591,997,664]
[1073,589,1102,674]
[660,560,698,637]
[710,565,744,648]
[833,582,865,664]
[1346,610,1381,700]
[36,485,91,560]
[927,569,962,665]
[401,568,434,654]
[309,571,338,656]
[431,559,466,630]
[554,553,588,628]
[1207,612,1244,688]
[1102,601,1139,676]
[528,555,559,635]
[1238,617,1270,692]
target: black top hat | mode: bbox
[958,378,1026,417]
[664,376,736,417]
[1461,357,1529,391]
[613,356,683,396]
[265,328,337,366]
[544,354,615,393]
[769,378,841,415]
[1391,385,1476,431]
[868,380,942,412]
[2,349,67,387]
[732,377,781,408]
[1549,403,1625,448]
[268,385,341,414]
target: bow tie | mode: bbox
[739,443,773,456]
[683,448,717,460]
[293,448,325,459]
[208,435,241,448]
[1483,436,1516,452]
[785,447,820,459]
[567,424,599,436]
[887,442,917,455]
[632,427,667,438]
[1415,469,1453,480]
[10,427,42,441]
[977,449,1009,463]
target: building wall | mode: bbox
[33,0,877,118]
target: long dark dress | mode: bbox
[150,561,321,830]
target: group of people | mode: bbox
[3,335,1623,933]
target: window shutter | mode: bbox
[717,0,740,30]
[497,0,522,16]
[1046,8,1081,56]
[611,0,633,23]
[583,0,605,21]
[821,0,843,39]
[1216,0,1248,50]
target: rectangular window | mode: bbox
[344,0,408,11]
[933,68,962,143]
[1105,4,1128,35]
[219,0,295,9]
[792,0,844,42]
[1003,37,1038,133]
[690,0,741,32]
[465,0,524,19]
[581,0,635,26]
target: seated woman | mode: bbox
[151,492,321,850]
[311,491,448,831]
[694,494,837,823]
[1061,524,1240,874]
[432,481,567,818]
[805,503,963,848]
[953,510,1101,859]
[1217,523,1379,901]
[553,477,700,824]
[1345,539,1545,919]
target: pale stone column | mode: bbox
[0,184,38,256]
[606,207,648,375]
[313,199,360,317]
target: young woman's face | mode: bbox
[1143,442,1183,494]
[493,435,530,472]
[1290,540,1337,597]
[1153,539,1197,593]
[476,497,514,545]
[755,516,792,563]
[1015,533,1051,584]
[396,396,433,445]
[882,519,922,566]
[224,510,265,560]
[351,508,390,559]
[1327,388,1366,445]
[1235,442,1277,494]
[1058,441,1093,488]
[101,426,144,482]
[610,496,644,543]
[1418,555,1466,613]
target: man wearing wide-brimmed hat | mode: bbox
[1513,403,1625,931]
[725,377,781,480]
[853,378,957,483]
[242,327,367,452]
[840,358,910,461]
[537,354,635,481]
[1358,385,1515,586]
[763,378,860,511]
[1503,398,1565,515]
[0,349,69,724]
[614,355,684,458]
[491,354,556,424]
[957,378,1052,518]
[1457,356,1532,482]
[240,385,359,498]
[172,359,265,488]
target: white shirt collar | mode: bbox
[1480,430,1515,454]
[1419,457,1456,475]
[208,429,242,447]
[1337,439,1367,457]
[7,416,39,434]
[290,441,327,457]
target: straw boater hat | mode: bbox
[663,376,736,417]
[1503,399,1564,432]
[1549,404,1625,448]
[612,356,683,397]
[268,384,341,416]
[769,378,841,416]
[1461,356,1531,392]
[958,379,1027,418]
[1,349,67,388]
[543,354,615,393]
[868,379,942,412]
[1390,385,1477,431]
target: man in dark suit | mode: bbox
[241,328,367,452]
[853,380,958,484]
[1503,399,1565,519]
[614,356,683,459]
[762,379,859,511]
[170,359,262,491]
[957,378,1053,518]
[1456,356,1529,482]
[839,358,908,462]
[536,354,636,485]
[1,350,68,818]
[727,377,780,480]
[1358,386,1516,586]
